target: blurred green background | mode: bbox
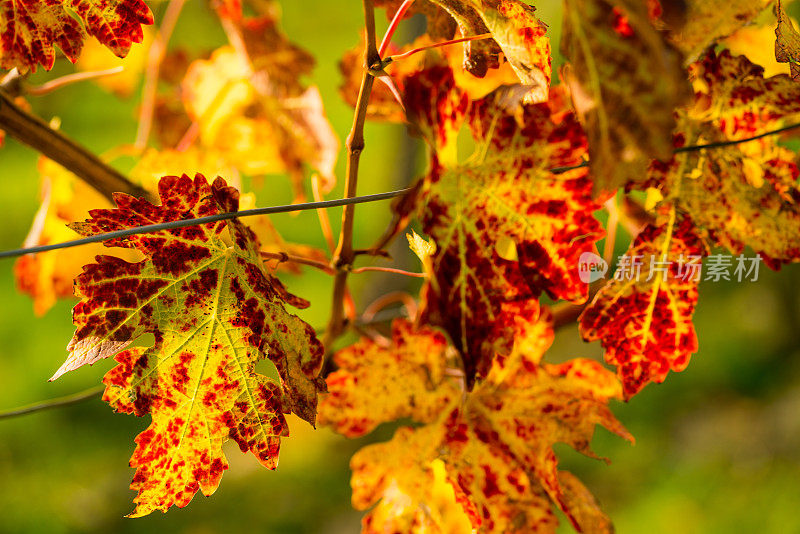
[1,1,799,533]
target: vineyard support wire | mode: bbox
[0,189,410,260]
[2,118,800,260]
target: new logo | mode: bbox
[578,252,608,283]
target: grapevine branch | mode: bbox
[0,89,152,202]
[323,0,380,350]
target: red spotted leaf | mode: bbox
[0,0,153,72]
[373,0,550,94]
[648,51,800,265]
[580,216,707,397]
[325,311,631,533]
[776,0,800,81]
[662,0,771,60]
[560,0,690,194]
[319,320,461,438]
[58,174,324,516]
[403,66,603,381]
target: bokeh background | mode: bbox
[1,1,800,533]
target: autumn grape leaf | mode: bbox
[75,24,153,96]
[648,51,800,265]
[181,40,338,198]
[402,66,603,380]
[580,216,707,398]
[427,0,552,95]
[55,174,325,516]
[776,0,800,81]
[351,427,474,534]
[658,0,771,60]
[15,158,141,315]
[319,320,461,438]
[724,20,788,78]
[340,32,523,122]
[0,0,153,72]
[560,0,690,194]
[323,311,631,533]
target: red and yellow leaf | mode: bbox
[560,0,689,194]
[324,311,631,533]
[181,41,339,198]
[57,174,324,515]
[776,0,800,81]
[351,426,473,534]
[319,320,461,438]
[662,0,771,60]
[648,51,800,265]
[403,66,602,380]
[580,216,706,397]
[14,158,141,315]
[0,0,153,72]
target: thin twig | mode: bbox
[323,0,380,351]
[0,90,151,202]
[351,266,426,277]
[603,195,619,265]
[0,189,410,260]
[311,174,336,254]
[28,68,125,96]
[378,0,415,56]
[551,281,604,329]
[388,33,493,62]
[0,385,104,420]
[134,0,186,150]
[260,251,335,274]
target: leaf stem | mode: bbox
[134,0,186,150]
[323,0,380,351]
[378,0,415,56]
[27,67,125,96]
[350,266,426,277]
[260,251,335,274]
[388,33,493,62]
[0,90,152,202]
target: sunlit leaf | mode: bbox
[649,51,800,265]
[402,66,602,380]
[580,216,707,397]
[776,0,800,81]
[57,174,325,515]
[0,0,153,72]
[561,0,690,194]
[327,311,631,533]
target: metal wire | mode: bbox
[0,188,411,260]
